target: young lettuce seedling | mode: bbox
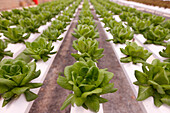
[120,41,152,64]
[24,37,56,62]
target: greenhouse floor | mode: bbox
[29,8,144,113]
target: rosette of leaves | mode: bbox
[41,11,53,22]
[57,60,117,112]
[0,19,11,32]
[11,9,21,15]
[24,37,56,62]
[120,41,152,64]
[148,15,165,26]
[63,9,75,18]
[79,10,94,19]
[78,17,95,26]
[20,10,32,18]
[0,39,13,61]
[126,16,138,26]
[119,12,134,21]
[106,19,122,30]
[0,11,12,20]
[99,10,112,18]
[159,42,170,62]
[106,25,134,44]
[131,18,151,34]
[134,59,170,107]
[9,14,23,25]
[3,27,30,43]
[101,17,114,28]
[0,59,42,107]
[29,6,41,15]
[143,25,170,45]
[138,12,152,20]
[161,20,170,29]
[72,24,99,39]
[41,28,63,42]
[57,15,71,23]
[71,37,104,62]
[32,14,46,26]
[19,18,40,33]
[110,7,122,15]
[50,20,68,33]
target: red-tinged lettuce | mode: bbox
[134,59,170,107]
[0,39,13,61]
[120,41,152,64]
[57,60,117,112]
[71,37,104,62]
[24,37,56,62]
[0,59,42,107]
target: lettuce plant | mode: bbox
[3,27,30,43]
[138,12,152,20]
[19,18,40,33]
[159,42,170,62]
[110,7,122,15]
[0,59,42,107]
[131,18,151,34]
[57,60,117,112]
[50,20,68,33]
[134,59,170,107]
[99,10,112,18]
[101,17,114,28]
[119,12,134,21]
[63,9,75,18]
[143,25,169,45]
[41,28,63,42]
[24,37,56,62]
[71,37,104,62]
[79,10,93,19]
[9,14,23,25]
[78,17,95,26]
[57,15,71,22]
[0,11,12,20]
[72,25,99,39]
[161,20,170,29]
[0,19,11,31]
[148,15,165,26]
[107,25,134,44]
[0,39,13,61]
[120,41,152,64]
